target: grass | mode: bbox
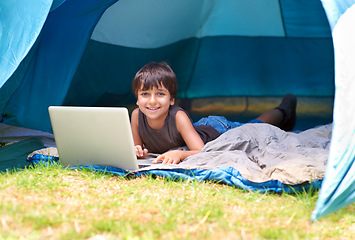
[0,163,354,240]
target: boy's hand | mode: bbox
[135,145,148,159]
[153,150,182,164]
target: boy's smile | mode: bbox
[136,85,175,130]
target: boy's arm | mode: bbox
[153,110,204,164]
[153,149,201,164]
[131,108,148,158]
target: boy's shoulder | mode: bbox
[170,105,182,112]
[170,105,190,117]
[173,106,193,124]
[131,108,139,116]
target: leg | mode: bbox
[256,108,284,126]
[256,94,297,131]
[194,116,242,134]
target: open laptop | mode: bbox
[48,106,152,170]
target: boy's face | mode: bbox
[136,84,175,121]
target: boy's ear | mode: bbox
[170,98,175,105]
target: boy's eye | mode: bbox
[140,92,149,96]
[157,92,165,96]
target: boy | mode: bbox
[131,62,296,164]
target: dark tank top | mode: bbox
[138,105,220,154]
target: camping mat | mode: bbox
[28,123,332,193]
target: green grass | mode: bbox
[0,163,354,239]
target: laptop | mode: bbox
[48,106,152,170]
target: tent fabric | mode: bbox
[320,0,355,29]
[91,0,331,48]
[50,0,67,11]
[0,123,56,148]
[0,0,334,133]
[0,138,44,173]
[0,0,52,88]
[66,0,334,106]
[311,2,355,221]
[0,0,118,131]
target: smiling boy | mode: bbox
[131,62,297,164]
[131,62,220,164]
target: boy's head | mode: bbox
[132,62,177,100]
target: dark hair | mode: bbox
[132,62,177,99]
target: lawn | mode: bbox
[0,162,354,239]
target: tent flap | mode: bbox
[0,0,52,88]
[311,2,355,221]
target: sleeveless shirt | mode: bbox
[138,105,220,154]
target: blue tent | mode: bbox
[0,0,354,221]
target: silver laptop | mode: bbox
[48,106,151,170]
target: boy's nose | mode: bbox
[149,95,157,104]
